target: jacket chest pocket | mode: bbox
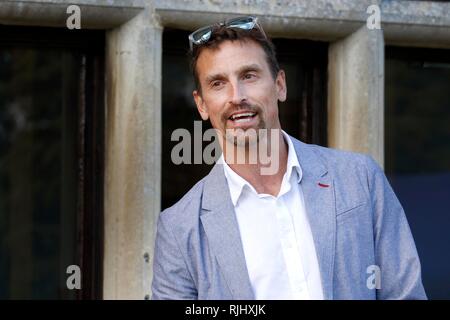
[336,201,370,225]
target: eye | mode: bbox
[243,72,257,80]
[211,80,224,89]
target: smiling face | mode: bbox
[193,39,287,146]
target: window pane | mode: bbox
[385,46,450,299]
[274,39,328,145]
[0,26,104,300]
[0,48,76,299]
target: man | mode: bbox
[151,16,426,300]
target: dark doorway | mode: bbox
[385,46,450,299]
[0,26,104,299]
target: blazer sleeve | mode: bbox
[365,155,427,300]
[151,211,197,300]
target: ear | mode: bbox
[275,70,287,102]
[193,90,209,121]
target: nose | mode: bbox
[229,79,247,106]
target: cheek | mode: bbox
[256,84,279,111]
[255,79,277,99]
[203,99,227,126]
[203,90,227,109]
[265,106,279,123]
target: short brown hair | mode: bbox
[189,25,280,93]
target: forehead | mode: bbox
[196,39,269,78]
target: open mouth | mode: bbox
[228,112,257,123]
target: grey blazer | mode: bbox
[151,136,427,300]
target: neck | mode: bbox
[221,129,288,196]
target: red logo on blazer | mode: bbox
[318,182,330,188]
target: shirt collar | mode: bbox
[220,130,303,206]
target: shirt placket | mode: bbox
[274,196,310,299]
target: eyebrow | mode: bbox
[204,64,263,84]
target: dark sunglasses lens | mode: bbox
[227,17,255,29]
[192,26,213,44]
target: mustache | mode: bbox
[222,102,261,122]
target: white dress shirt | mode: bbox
[219,131,324,300]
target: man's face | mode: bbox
[193,39,287,145]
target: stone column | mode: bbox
[327,26,385,167]
[103,8,162,299]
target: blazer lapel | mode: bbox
[200,164,254,299]
[292,137,336,300]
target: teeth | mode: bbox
[230,112,255,120]
[234,117,252,123]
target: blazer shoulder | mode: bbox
[159,177,206,226]
[300,143,384,195]
[308,143,377,172]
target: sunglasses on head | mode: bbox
[188,16,266,51]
